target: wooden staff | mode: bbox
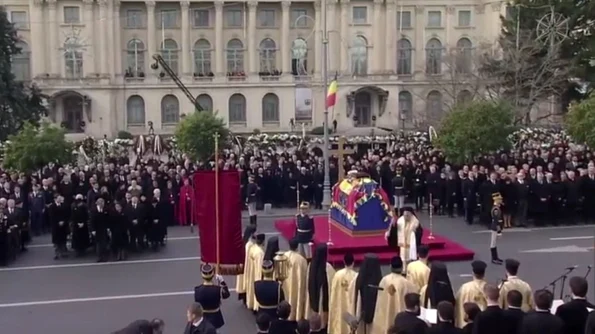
[214,132,221,274]
[296,181,300,213]
[428,193,435,240]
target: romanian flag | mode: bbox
[326,74,338,108]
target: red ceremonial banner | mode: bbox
[193,170,244,275]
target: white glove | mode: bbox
[91,231,96,236]
[215,274,224,285]
[153,219,158,223]
[384,231,389,239]
[132,219,138,225]
[59,221,64,226]
[78,223,84,228]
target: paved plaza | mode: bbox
[0,211,594,334]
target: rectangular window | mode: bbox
[125,9,144,29]
[63,6,81,24]
[291,9,307,27]
[427,11,442,27]
[226,9,243,27]
[193,9,210,27]
[10,11,28,29]
[160,10,178,28]
[352,6,367,24]
[258,9,275,27]
[396,11,412,28]
[458,10,471,27]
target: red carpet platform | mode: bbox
[274,216,475,264]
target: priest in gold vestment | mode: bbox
[455,260,488,328]
[283,238,308,321]
[245,233,266,311]
[348,253,383,334]
[236,225,257,304]
[375,256,419,334]
[305,243,336,329]
[329,252,357,334]
[498,258,533,311]
[406,244,430,291]
[386,207,421,273]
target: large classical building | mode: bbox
[7,0,504,137]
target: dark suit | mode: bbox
[585,311,595,334]
[254,279,285,319]
[519,310,563,334]
[428,322,464,334]
[472,305,507,334]
[6,207,25,250]
[269,319,297,334]
[462,323,473,334]
[502,307,525,334]
[554,298,595,334]
[112,319,154,334]
[183,319,216,334]
[125,203,146,250]
[394,311,429,334]
[193,283,230,329]
[90,206,110,261]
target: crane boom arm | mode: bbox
[152,54,203,111]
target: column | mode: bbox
[280,1,291,75]
[339,0,349,73]
[179,1,190,75]
[247,1,258,74]
[98,0,109,75]
[47,0,59,76]
[446,6,454,46]
[415,5,425,74]
[114,0,122,76]
[81,0,95,74]
[326,0,337,72]
[146,1,157,57]
[372,0,383,73]
[314,1,322,78]
[214,1,224,75]
[385,0,395,72]
[30,0,45,76]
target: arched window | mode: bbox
[457,90,473,105]
[456,38,473,74]
[161,94,180,124]
[229,93,247,124]
[425,38,443,75]
[160,39,179,74]
[426,90,443,121]
[13,41,31,81]
[64,37,84,78]
[193,39,212,76]
[126,39,145,77]
[396,39,412,75]
[291,38,308,75]
[259,38,277,73]
[126,95,146,126]
[62,94,84,132]
[398,91,413,117]
[354,91,372,126]
[226,39,244,74]
[350,35,368,76]
[262,93,280,123]
[197,94,213,112]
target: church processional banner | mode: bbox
[193,171,244,274]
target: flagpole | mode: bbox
[321,0,331,211]
[214,133,221,274]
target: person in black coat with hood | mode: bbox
[423,262,456,309]
[70,194,90,256]
[352,253,383,333]
[110,202,130,261]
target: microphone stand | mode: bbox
[543,267,577,300]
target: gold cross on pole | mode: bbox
[328,137,355,181]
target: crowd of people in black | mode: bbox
[1,128,595,265]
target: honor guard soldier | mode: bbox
[246,176,259,226]
[254,260,285,319]
[490,193,504,265]
[295,201,315,259]
[194,263,230,331]
[392,166,406,210]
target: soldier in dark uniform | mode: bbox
[194,263,231,331]
[490,193,504,265]
[254,260,285,319]
[294,201,314,260]
[90,198,110,262]
[392,166,406,212]
[49,195,69,260]
[246,176,259,226]
[126,196,146,251]
[71,194,91,256]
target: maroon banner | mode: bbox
[193,170,244,275]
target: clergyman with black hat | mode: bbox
[454,260,488,328]
[328,252,357,334]
[193,263,230,330]
[375,255,418,334]
[385,206,421,270]
[499,258,534,312]
[282,238,308,321]
[305,243,336,328]
[254,260,285,319]
[294,201,315,260]
[490,193,504,265]
[246,233,266,311]
[236,225,257,305]
[347,253,383,334]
